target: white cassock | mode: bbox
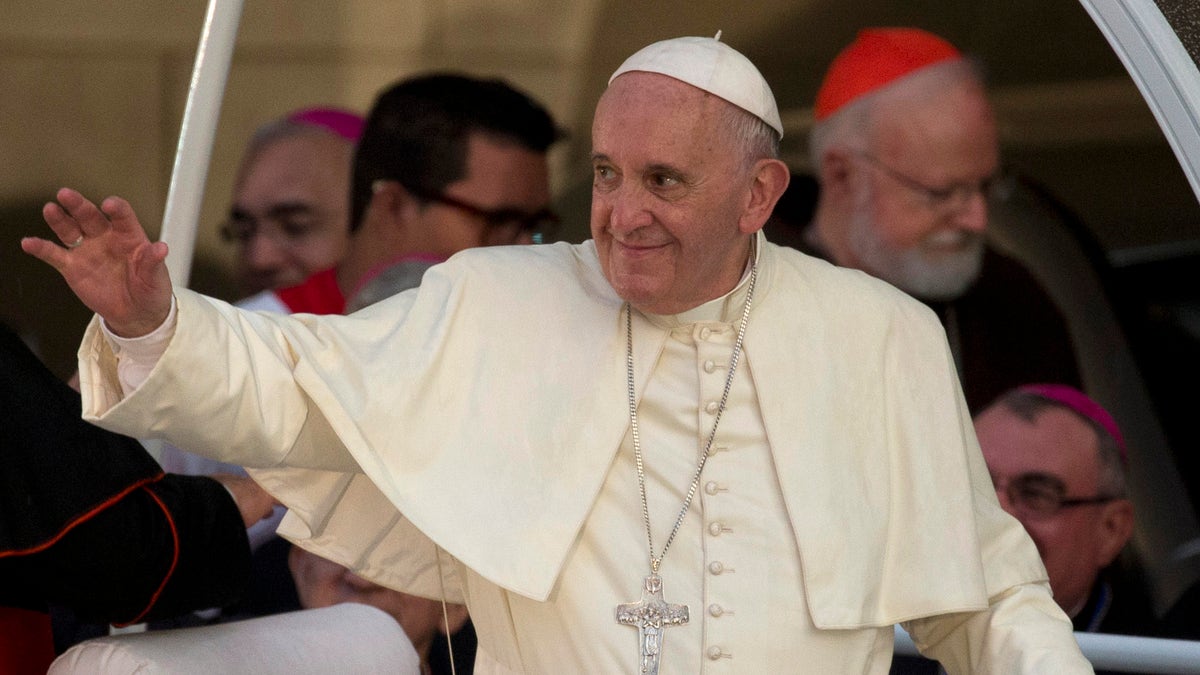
[78,234,1092,673]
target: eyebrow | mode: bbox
[590,154,688,180]
[645,163,686,178]
[229,201,316,221]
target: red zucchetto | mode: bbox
[815,28,963,121]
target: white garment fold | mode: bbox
[78,237,1091,673]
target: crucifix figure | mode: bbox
[615,573,689,675]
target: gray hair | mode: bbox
[240,118,347,170]
[719,103,781,174]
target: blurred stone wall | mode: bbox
[0,0,597,376]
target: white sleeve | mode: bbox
[902,581,1094,673]
[102,295,178,397]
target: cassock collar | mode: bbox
[641,231,762,329]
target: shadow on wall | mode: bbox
[0,199,93,380]
[1,200,241,380]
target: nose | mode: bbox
[991,479,1020,518]
[604,184,654,236]
[952,189,988,234]
[243,231,288,273]
[994,485,1012,510]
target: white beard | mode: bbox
[847,189,984,301]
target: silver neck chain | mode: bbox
[624,263,758,575]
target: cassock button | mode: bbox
[705,401,719,415]
[708,561,724,575]
[706,646,724,660]
[703,359,716,373]
[704,481,720,495]
[708,604,724,617]
[708,522,724,536]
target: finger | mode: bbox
[20,236,69,273]
[135,240,170,267]
[41,201,83,247]
[55,188,111,238]
[130,240,172,286]
[99,196,145,239]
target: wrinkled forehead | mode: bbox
[606,70,697,101]
[240,131,352,183]
[595,72,729,135]
[976,405,1102,481]
[592,74,755,178]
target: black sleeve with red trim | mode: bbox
[0,321,163,555]
[132,474,252,622]
[0,474,250,624]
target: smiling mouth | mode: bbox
[615,239,667,254]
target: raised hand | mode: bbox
[21,188,173,338]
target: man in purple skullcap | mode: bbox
[975,384,1152,635]
[222,106,364,300]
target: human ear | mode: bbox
[739,158,791,234]
[819,146,856,199]
[367,180,421,226]
[1097,498,1135,567]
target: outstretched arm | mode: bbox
[21,188,173,338]
[903,581,1093,673]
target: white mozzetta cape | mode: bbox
[79,240,1076,661]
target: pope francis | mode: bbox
[24,36,1093,674]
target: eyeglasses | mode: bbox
[219,203,330,246]
[993,472,1120,518]
[855,152,1006,214]
[406,185,560,244]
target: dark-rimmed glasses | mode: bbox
[406,185,560,244]
[855,151,1006,214]
[994,472,1120,518]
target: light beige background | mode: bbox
[1,0,1195,375]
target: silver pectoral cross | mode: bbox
[615,573,689,675]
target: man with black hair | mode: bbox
[334,73,560,303]
[195,73,559,672]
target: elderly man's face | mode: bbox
[844,78,997,300]
[228,132,354,294]
[590,73,760,315]
[974,404,1131,616]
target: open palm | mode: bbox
[21,188,174,338]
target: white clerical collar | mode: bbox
[644,231,762,328]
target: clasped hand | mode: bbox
[21,188,174,338]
